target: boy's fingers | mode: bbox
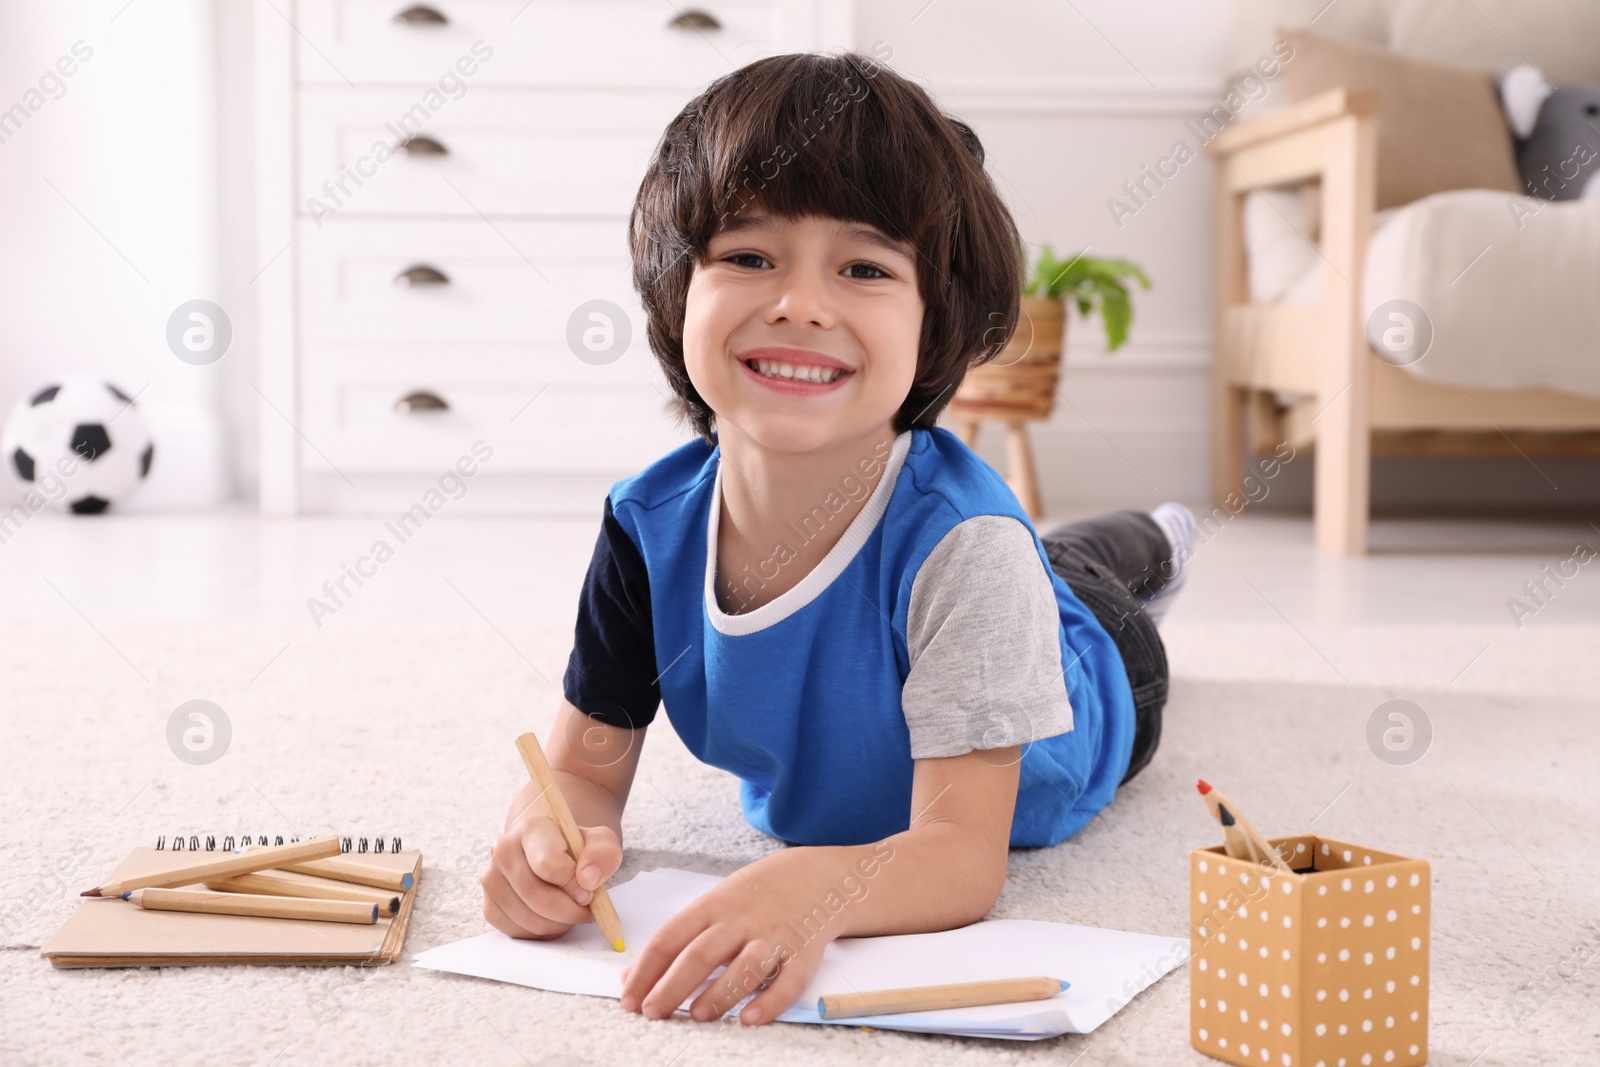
[504,855,594,927]
[575,825,622,890]
[740,952,812,1026]
[690,939,778,1022]
[484,891,553,941]
[481,868,573,939]
[515,820,578,888]
[619,909,705,1012]
[639,927,743,1021]
[483,893,532,939]
[492,832,591,926]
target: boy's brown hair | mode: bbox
[629,49,1024,442]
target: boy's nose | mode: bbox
[765,270,834,329]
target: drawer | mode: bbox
[297,218,648,353]
[300,340,665,386]
[297,371,691,474]
[293,0,819,87]
[298,87,680,217]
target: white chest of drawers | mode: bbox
[254,0,853,513]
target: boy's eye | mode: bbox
[845,262,892,280]
[717,253,893,279]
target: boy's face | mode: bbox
[683,212,923,455]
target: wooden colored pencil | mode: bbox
[1213,793,1290,871]
[818,976,1068,1020]
[514,731,626,952]
[247,850,414,892]
[1220,799,1292,871]
[204,872,402,916]
[81,834,342,897]
[1196,780,1292,872]
[1222,820,1272,867]
[123,887,378,924]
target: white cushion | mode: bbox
[1360,190,1600,396]
[1243,188,1600,397]
[1244,190,1400,306]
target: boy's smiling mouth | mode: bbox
[736,346,854,393]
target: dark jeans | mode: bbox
[1039,510,1171,785]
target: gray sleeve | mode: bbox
[900,515,1075,760]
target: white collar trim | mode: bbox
[704,432,913,636]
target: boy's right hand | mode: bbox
[480,811,622,940]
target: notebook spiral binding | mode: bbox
[154,834,403,854]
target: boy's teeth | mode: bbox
[751,358,843,384]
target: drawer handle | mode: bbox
[395,264,450,287]
[395,390,449,414]
[668,9,721,30]
[393,4,449,25]
[398,135,449,157]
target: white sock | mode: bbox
[1142,502,1199,625]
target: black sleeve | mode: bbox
[562,496,660,728]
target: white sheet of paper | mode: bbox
[413,868,1187,1040]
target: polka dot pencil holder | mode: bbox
[1189,834,1430,1067]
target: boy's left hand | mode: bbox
[618,857,833,1025]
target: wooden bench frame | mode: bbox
[1205,88,1600,553]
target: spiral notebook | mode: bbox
[42,834,423,968]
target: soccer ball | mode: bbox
[1,376,154,514]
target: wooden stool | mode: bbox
[947,297,1065,520]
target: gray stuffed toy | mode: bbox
[1498,64,1600,201]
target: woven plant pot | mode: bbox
[949,296,1065,421]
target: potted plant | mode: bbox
[948,246,1152,515]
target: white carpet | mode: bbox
[2,618,1597,1066]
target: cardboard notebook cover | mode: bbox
[41,848,423,968]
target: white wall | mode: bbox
[860,0,1241,509]
[223,0,1242,512]
[13,1,1582,516]
[216,0,260,504]
[0,1,1245,514]
[865,2,1600,514]
[0,0,229,510]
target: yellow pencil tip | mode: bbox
[612,940,626,953]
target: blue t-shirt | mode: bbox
[562,426,1135,847]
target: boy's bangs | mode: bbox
[696,59,940,257]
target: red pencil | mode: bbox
[1197,779,1291,871]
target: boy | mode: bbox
[480,50,1198,1027]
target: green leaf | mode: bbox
[1019,245,1152,352]
[1099,287,1132,350]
